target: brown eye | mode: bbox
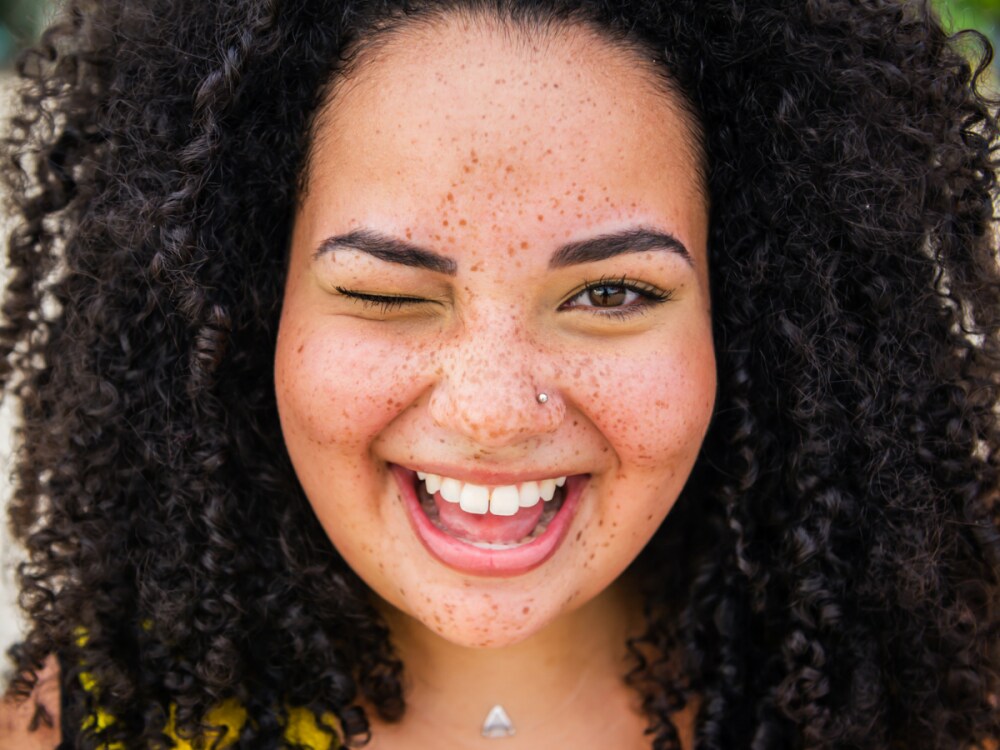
[587,285,628,307]
[560,277,673,320]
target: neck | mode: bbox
[367,575,653,749]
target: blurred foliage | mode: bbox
[0,0,51,67]
[934,0,1000,36]
[933,0,1000,91]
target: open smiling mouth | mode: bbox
[415,472,569,549]
[391,465,588,576]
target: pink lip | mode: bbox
[390,464,587,577]
[402,462,574,486]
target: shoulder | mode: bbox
[0,654,62,750]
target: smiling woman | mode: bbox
[1,1,999,749]
[277,22,714,623]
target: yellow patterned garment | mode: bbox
[77,665,339,749]
[72,627,340,748]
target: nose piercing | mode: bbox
[536,393,549,404]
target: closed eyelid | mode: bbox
[335,287,426,300]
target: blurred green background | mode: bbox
[936,0,1000,42]
[0,0,995,66]
[0,0,49,66]
[935,0,1000,88]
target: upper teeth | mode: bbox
[416,472,567,516]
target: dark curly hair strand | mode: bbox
[3,1,999,748]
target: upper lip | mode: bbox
[394,462,582,486]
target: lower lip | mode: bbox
[391,465,586,577]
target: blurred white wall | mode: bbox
[0,72,25,669]
[0,0,62,676]
[0,397,21,666]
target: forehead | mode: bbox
[301,15,707,255]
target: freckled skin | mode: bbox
[274,19,715,658]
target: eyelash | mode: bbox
[335,276,673,319]
[334,288,427,314]
[559,275,673,319]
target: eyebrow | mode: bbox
[314,230,458,275]
[548,228,692,268]
[314,226,692,272]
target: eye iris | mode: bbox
[587,285,627,307]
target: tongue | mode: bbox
[433,493,547,543]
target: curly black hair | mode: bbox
[3,0,999,748]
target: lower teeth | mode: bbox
[417,483,564,548]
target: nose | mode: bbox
[428,318,566,449]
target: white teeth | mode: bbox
[424,473,442,495]
[439,477,462,504]
[518,481,541,508]
[416,472,568,516]
[539,479,557,502]
[459,483,490,514]
[489,485,520,516]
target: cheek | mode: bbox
[561,333,715,581]
[570,333,716,469]
[274,314,434,552]
[274,316,428,453]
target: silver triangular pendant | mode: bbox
[481,704,516,738]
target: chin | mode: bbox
[408,594,570,650]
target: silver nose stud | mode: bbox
[536,393,549,404]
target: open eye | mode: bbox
[560,277,672,319]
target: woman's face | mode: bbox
[275,18,716,647]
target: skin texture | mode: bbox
[0,657,60,750]
[275,17,712,747]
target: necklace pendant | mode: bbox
[481,704,516,738]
